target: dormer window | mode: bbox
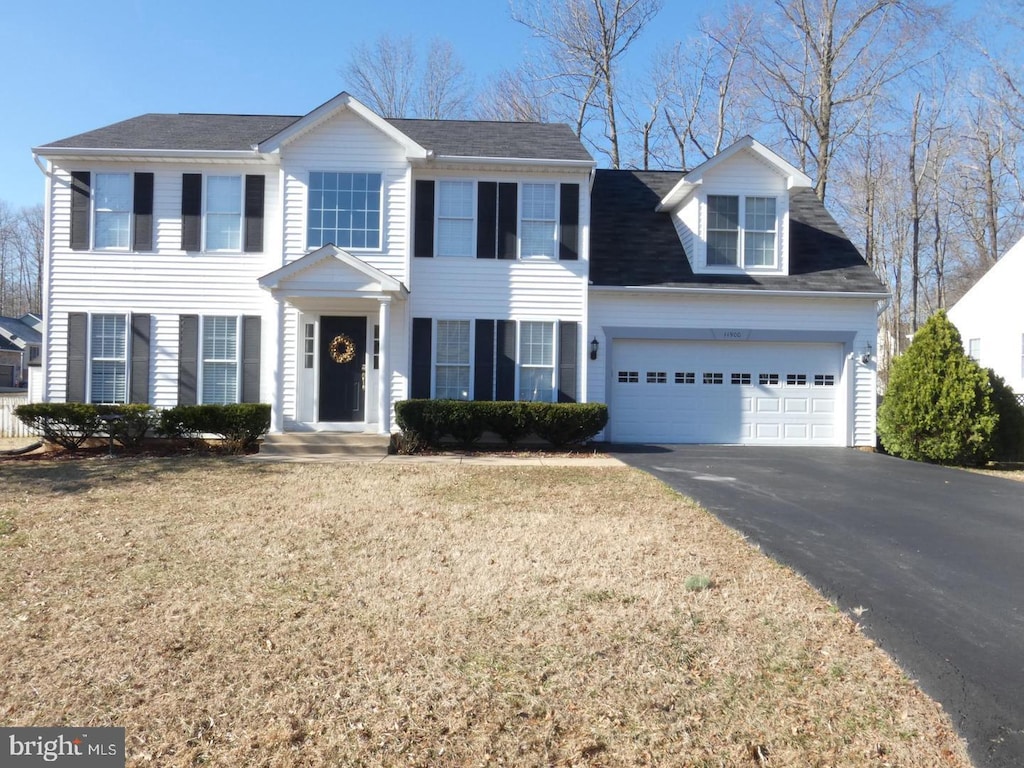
[706,195,778,269]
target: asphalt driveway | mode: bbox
[614,446,1024,768]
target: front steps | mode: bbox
[256,432,390,461]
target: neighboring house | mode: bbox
[32,91,885,446]
[948,236,1024,394]
[0,313,42,388]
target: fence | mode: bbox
[0,393,35,438]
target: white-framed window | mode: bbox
[437,181,475,257]
[307,171,382,250]
[519,321,554,400]
[706,195,778,269]
[205,176,242,251]
[968,338,981,362]
[303,323,315,370]
[435,320,471,400]
[94,173,132,249]
[89,313,128,404]
[201,316,240,404]
[520,183,557,258]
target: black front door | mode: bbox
[319,316,367,422]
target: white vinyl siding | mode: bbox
[518,320,554,401]
[89,313,127,404]
[94,173,131,250]
[435,320,471,399]
[520,183,557,258]
[205,176,242,251]
[437,181,475,257]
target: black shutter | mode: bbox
[132,172,154,252]
[130,314,151,404]
[476,182,497,259]
[474,319,495,401]
[181,173,202,251]
[557,321,578,403]
[414,180,435,258]
[241,315,261,403]
[244,175,265,253]
[178,314,199,405]
[559,183,580,261]
[496,320,516,400]
[70,172,91,251]
[410,317,433,398]
[66,312,88,402]
[497,183,518,260]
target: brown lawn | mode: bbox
[0,457,971,767]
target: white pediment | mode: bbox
[258,245,407,299]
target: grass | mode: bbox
[0,457,971,767]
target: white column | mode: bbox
[269,296,285,433]
[377,299,391,434]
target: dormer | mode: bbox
[656,136,812,277]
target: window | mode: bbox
[435,320,471,400]
[373,325,380,370]
[618,371,639,383]
[307,172,382,250]
[759,373,780,386]
[437,181,475,256]
[206,176,242,251]
[703,372,724,385]
[521,183,557,258]
[90,314,127,403]
[731,373,752,385]
[94,173,131,249]
[519,321,554,400]
[647,371,668,384]
[968,338,981,361]
[303,323,315,369]
[706,195,777,268]
[786,373,807,386]
[814,374,835,387]
[675,371,695,384]
[201,316,239,404]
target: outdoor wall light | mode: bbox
[860,342,873,365]
[590,337,600,360]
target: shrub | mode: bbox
[97,404,157,451]
[158,404,271,453]
[987,370,1024,462]
[528,402,609,447]
[394,400,443,447]
[437,400,487,448]
[481,401,532,446]
[13,402,105,450]
[878,311,997,465]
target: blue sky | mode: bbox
[2,0,984,210]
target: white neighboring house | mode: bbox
[948,237,1024,394]
[31,91,886,446]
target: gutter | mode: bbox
[31,147,273,162]
[419,155,595,170]
[589,284,890,300]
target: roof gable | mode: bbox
[949,235,1024,315]
[259,245,406,298]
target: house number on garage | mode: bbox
[714,329,751,341]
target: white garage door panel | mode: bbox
[610,340,843,445]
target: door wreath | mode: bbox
[328,334,357,364]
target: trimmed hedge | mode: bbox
[394,400,608,450]
[14,402,270,454]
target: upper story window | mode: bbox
[205,176,242,251]
[307,172,382,250]
[968,338,981,361]
[94,173,132,249]
[437,181,475,257]
[706,195,778,269]
[520,183,557,258]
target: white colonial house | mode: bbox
[948,236,1024,395]
[32,91,886,446]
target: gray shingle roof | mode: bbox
[589,169,887,294]
[0,315,42,348]
[39,113,592,161]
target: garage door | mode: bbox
[610,340,843,445]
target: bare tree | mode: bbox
[476,67,554,122]
[511,0,663,167]
[343,35,473,119]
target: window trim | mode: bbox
[93,172,133,251]
[86,312,129,404]
[519,182,558,260]
[701,192,782,273]
[204,175,244,253]
[306,170,384,252]
[198,315,242,405]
